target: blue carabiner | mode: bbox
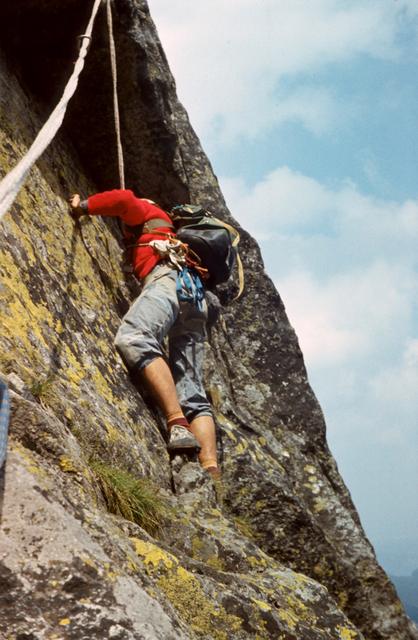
[176,267,205,310]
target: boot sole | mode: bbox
[167,437,201,452]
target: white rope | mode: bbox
[0,0,104,222]
[107,0,125,189]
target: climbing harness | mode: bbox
[176,266,205,311]
[127,225,206,309]
[123,215,209,279]
[147,238,187,271]
[127,217,175,238]
[0,0,103,222]
[0,379,10,470]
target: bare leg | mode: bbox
[190,415,219,473]
[141,357,200,453]
[140,357,183,421]
[141,358,217,470]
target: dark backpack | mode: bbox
[170,204,243,296]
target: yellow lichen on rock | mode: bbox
[235,440,248,455]
[338,591,349,610]
[104,420,125,444]
[59,455,78,473]
[62,344,86,388]
[191,534,204,556]
[304,464,316,475]
[130,537,175,570]
[313,497,328,513]
[158,565,242,639]
[58,618,71,626]
[206,555,226,571]
[251,598,272,612]
[103,561,119,583]
[130,537,242,638]
[11,441,48,479]
[91,368,118,406]
[0,250,53,355]
[277,608,299,631]
[247,555,268,569]
[336,626,359,640]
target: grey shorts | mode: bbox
[114,263,212,421]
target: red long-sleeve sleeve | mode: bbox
[85,189,174,279]
[87,189,148,225]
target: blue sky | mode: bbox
[150,0,418,576]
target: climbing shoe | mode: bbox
[167,425,201,452]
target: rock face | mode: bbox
[0,1,416,639]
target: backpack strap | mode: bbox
[212,217,244,300]
[212,217,239,245]
[233,253,245,301]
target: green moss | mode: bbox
[90,460,167,535]
[29,374,55,402]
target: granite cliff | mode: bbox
[0,1,416,639]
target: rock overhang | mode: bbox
[0,0,189,205]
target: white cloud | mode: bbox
[222,167,335,231]
[222,167,418,273]
[275,262,417,368]
[370,339,418,426]
[275,270,364,366]
[150,0,414,142]
[222,168,418,353]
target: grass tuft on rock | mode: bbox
[29,374,56,406]
[90,461,167,535]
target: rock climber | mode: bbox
[69,190,219,477]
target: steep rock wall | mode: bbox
[0,1,416,639]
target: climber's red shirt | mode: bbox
[86,189,174,280]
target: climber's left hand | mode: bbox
[69,193,85,219]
